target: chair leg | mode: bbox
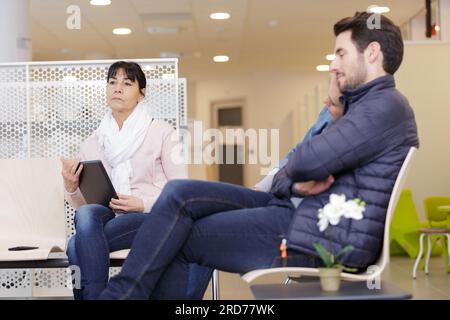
[419,235,438,270]
[446,234,450,272]
[211,269,220,300]
[413,233,425,279]
[425,235,432,275]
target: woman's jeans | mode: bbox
[66,205,146,300]
[99,180,322,300]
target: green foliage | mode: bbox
[313,243,354,269]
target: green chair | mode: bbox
[390,189,442,258]
[424,197,450,227]
[423,197,450,272]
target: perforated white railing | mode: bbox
[0,59,186,298]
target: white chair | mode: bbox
[109,249,130,260]
[0,158,66,262]
[412,228,450,279]
[211,147,418,299]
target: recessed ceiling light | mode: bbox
[213,55,229,63]
[210,12,230,20]
[113,28,132,35]
[326,54,336,61]
[367,5,390,14]
[90,0,111,6]
[316,65,330,72]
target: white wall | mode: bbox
[440,0,450,42]
[396,42,450,218]
[187,70,329,186]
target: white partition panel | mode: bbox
[0,59,187,298]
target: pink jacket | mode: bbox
[65,119,188,212]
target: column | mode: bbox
[0,0,31,62]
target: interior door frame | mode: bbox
[208,98,247,184]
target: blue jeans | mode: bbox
[67,204,214,300]
[66,204,146,300]
[99,180,322,300]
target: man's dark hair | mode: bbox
[107,61,147,96]
[334,12,404,75]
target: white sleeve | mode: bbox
[253,167,280,192]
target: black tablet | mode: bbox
[78,160,118,207]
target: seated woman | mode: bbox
[61,61,187,300]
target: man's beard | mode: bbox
[340,56,367,92]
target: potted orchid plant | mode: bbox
[314,194,366,291]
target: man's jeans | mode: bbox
[99,180,322,300]
[67,204,215,300]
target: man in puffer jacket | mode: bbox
[98,12,419,300]
[270,12,419,268]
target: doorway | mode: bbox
[209,99,246,186]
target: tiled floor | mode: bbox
[202,256,450,300]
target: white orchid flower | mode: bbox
[317,209,329,232]
[342,200,365,220]
[322,202,342,226]
[317,194,365,232]
[315,194,364,268]
[329,194,346,207]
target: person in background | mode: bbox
[254,73,343,193]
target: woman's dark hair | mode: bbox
[107,61,147,96]
[334,12,404,75]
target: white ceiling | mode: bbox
[31,0,426,78]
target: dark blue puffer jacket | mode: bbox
[273,75,419,269]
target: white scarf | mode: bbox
[96,101,152,195]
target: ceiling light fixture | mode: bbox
[367,5,391,14]
[90,0,111,6]
[213,55,229,62]
[316,65,330,72]
[113,28,132,35]
[326,54,336,61]
[210,12,231,20]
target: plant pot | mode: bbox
[318,267,342,292]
